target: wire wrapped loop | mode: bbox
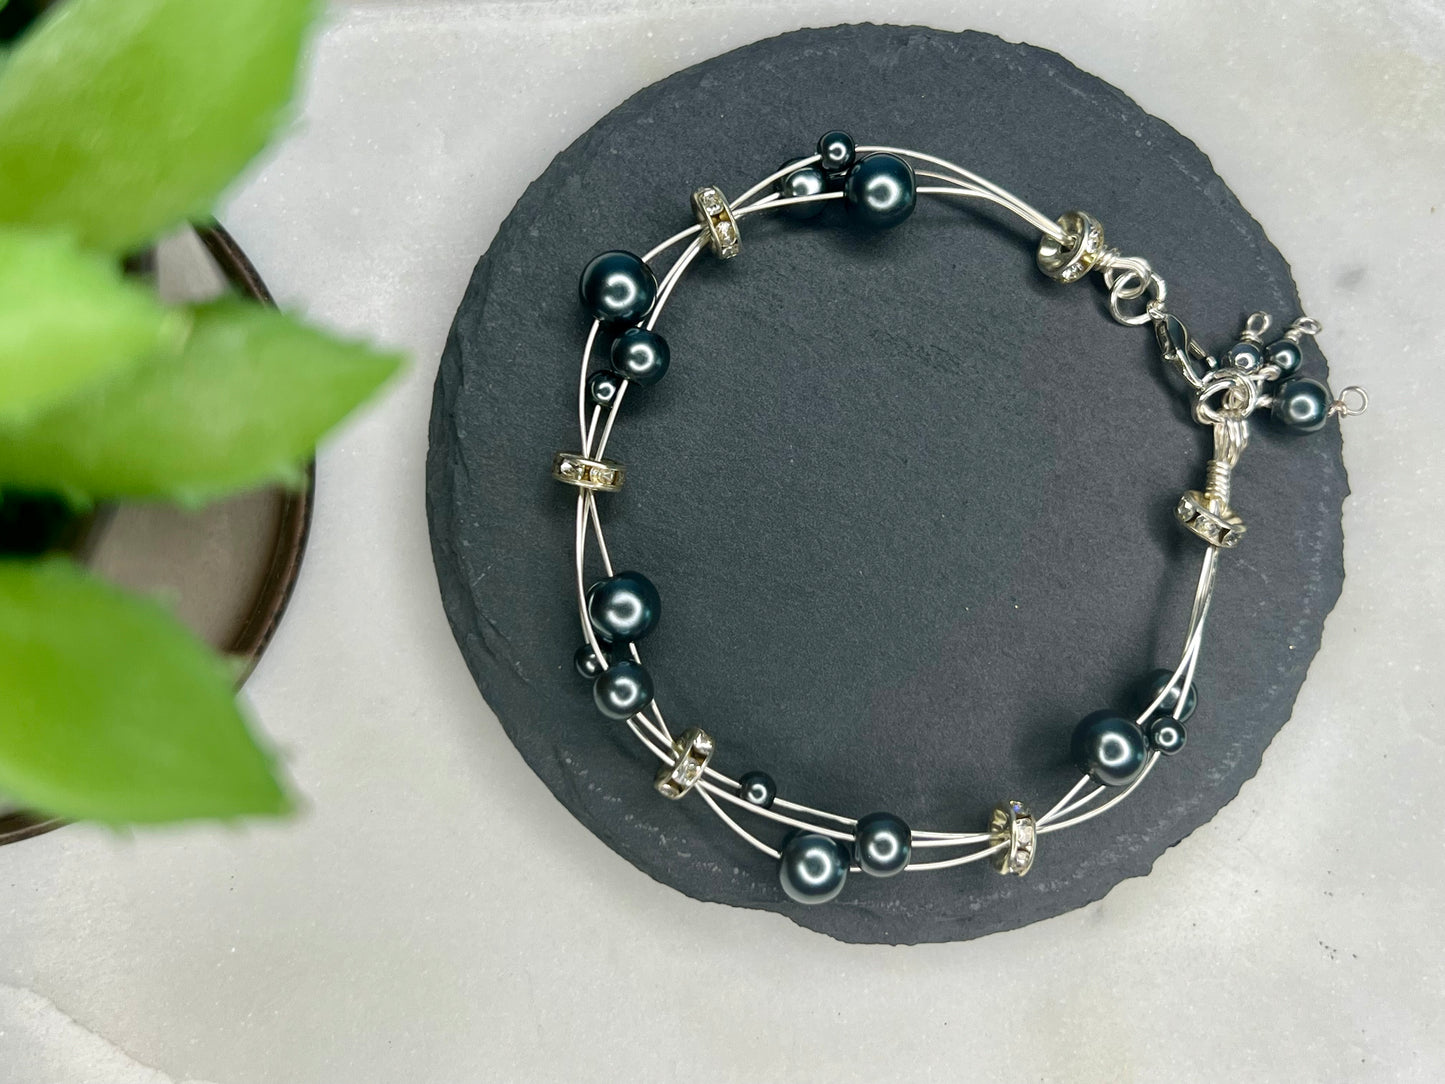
[1193,371,1260,425]
[1102,260,1167,326]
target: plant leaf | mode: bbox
[0,299,402,503]
[0,227,185,423]
[0,558,288,823]
[0,0,318,252]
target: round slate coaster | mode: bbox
[426,24,1347,944]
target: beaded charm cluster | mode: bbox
[552,131,1366,905]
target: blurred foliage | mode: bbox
[0,0,403,825]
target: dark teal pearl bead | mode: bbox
[775,165,828,219]
[816,130,856,176]
[610,327,670,386]
[587,369,623,407]
[586,571,660,643]
[573,643,609,679]
[1265,338,1303,378]
[778,831,849,904]
[854,811,912,878]
[1148,717,1188,756]
[579,250,657,325]
[1272,377,1331,433]
[1223,340,1263,373]
[738,770,777,809]
[592,659,654,720]
[844,153,916,229]
[1071,710,1148,787]
[1134,668,1198,723]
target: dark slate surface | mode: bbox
[426,24,1347,944]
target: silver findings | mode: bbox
[1329,384,1370,418]
[655,727,715,799]
[1179,396,1250,549]
[989,801,1037,876]
[552,452,624,493]
[1102,259,1167,326]
[691,186,741,259]
[1036,210,1105,283]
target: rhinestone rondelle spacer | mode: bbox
[1176,490,1245,548]
[1037,210,1105,283]
[691,185,741,259]
[551,452,625,493]
[990,800,1037,876]
[655,727,715,799]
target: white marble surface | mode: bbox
[3,2,1443,1081]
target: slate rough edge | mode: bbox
[426,22,1349,945]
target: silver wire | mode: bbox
[567,146,1219,869]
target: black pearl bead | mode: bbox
[1148,716,1188,756]
[1223,340,1263,373]
[592,659,654,720]
[843,153,916,230]
[578,250,657,325]
[1071,710,1148,787]
[816,130,856,176]
[853,811,912,878]
[1271,377,1332,433]
[778,830,849,904]
[586,571,660,643]
[775,165,828,220]
[610,327,670,386]
[587,369,623,407]
[1134,668,1198,723]
[573,642,609,679]
[738,770,777,809]
[1265,338,1303,378]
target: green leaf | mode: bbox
[0,0,318,252]
[0,227,185,423]
[0,558,288,823]
[0,299,402,503]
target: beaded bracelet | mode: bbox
[551,131,1367,905]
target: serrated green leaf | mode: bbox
[0,299,402,502]
[0,227,185,423]
[0,558,288,823]
[0,0,318,252]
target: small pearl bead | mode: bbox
[587,369,623,407]
[610,327,670,386]
[573,643,608,679]
[578,250,657,325]
[586,571,661,643]
[1134,668,1198,723]
[854,812,912,877]
[843,153,917,229]
[1071,711,1148,787]
[1265,338,1303,378]
[816,130,856,176]
[1271,377,1331,433]
[738,771,777,809]
[592,660,654,720]
[778,831,849,904]
[775,165,827,220]
[1148,717,1188,756]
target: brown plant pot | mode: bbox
[0,223,313,845]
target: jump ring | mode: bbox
[1107,269,1166,326]
[1193,371,1259,424]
